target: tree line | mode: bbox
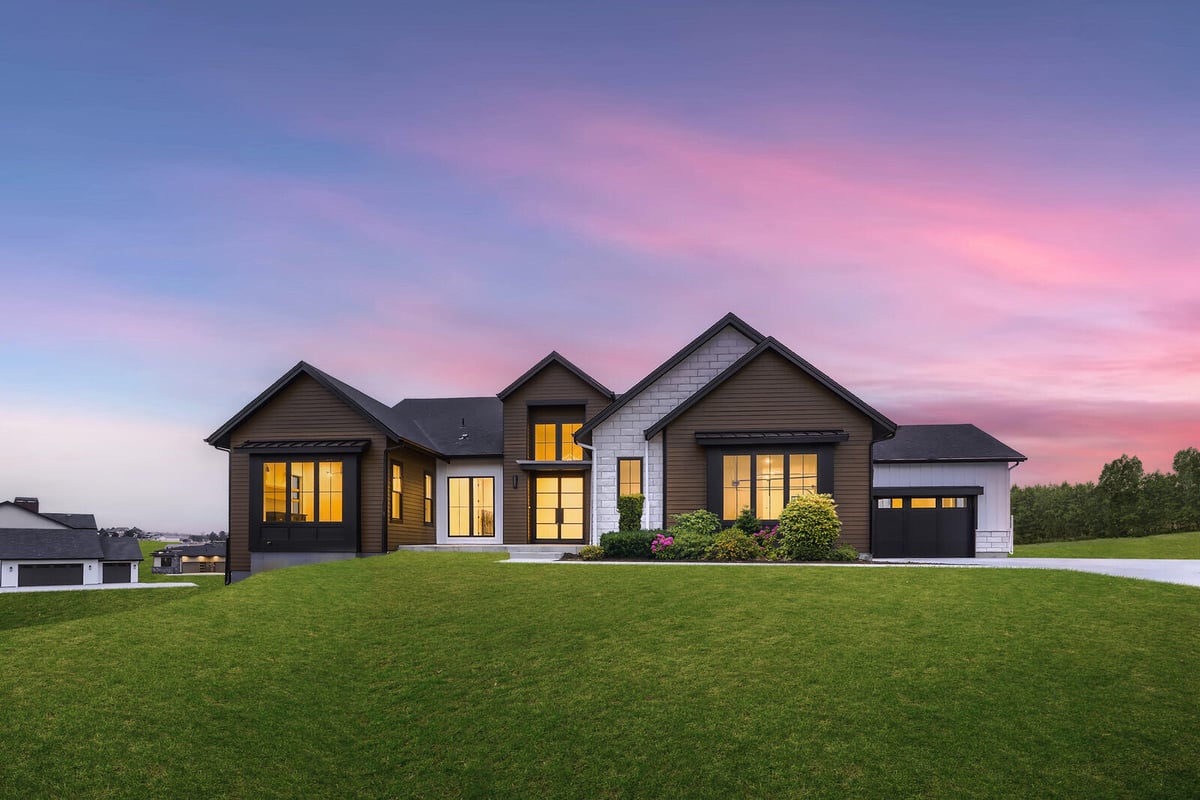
[1011,448,1200,543]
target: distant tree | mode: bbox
[1173,447,1200,530]
[1098,455,1145,537]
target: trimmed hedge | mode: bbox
[777,493,842,561]
[617,494,645,532]
[598,530,659,559]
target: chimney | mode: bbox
[14,497,39,514]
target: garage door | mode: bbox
[102,562,132,584]
[18,563,85,587]
[873,496,974,557]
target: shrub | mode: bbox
[655,531,714,561]
[753,524,785,561]
[650,532,674,555]
[617,494,645,532]
[578,545,605,561]
[777,493,842,561]
[598,530,658,559]
[705,529,760,562]
[828,544,859,562]
[731,507,761,536]
[669,509,721,537]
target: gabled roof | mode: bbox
[644,337,897,439]
[156,542,225,557]
[0,530,106,560]
[42,513,98,530]
[205,361,437,454]
[0,501,72,530]
[576,312,766,438]
[394,397,504,457]
[496,351,614,402]
[872,424,1026,463]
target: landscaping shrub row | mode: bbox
[593,495,857,563]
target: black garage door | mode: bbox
[873,496,974,557]
[18,563,85,587]
[103,562,132,584]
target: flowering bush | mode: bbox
[650,532,674,554]
[752,524,786,561]
[705,529,759,561]
[655,531,713,560]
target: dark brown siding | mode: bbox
[664,350,876,551]
[387,447,438,545]
[501,362,610,544]
[227,373,389,562]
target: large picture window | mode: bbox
[720,452,823,522]
[448,477,494,537]
[263,460,343,523]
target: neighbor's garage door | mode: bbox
[102,562,132,584]
[18,563,85,587]
[874,496,974,557]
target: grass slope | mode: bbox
[1,554,1198,799]
[1014,531,1200,559]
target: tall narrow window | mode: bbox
[290,462,315,522]
[423,472,433,524]
[723,455,752,520]
[788,453,818,500]
[618,458,642,496]
[756,454,785,520]
[390,462,404,521]
[448,477,495,536]
[263,463,287,522]
[534,424,558,461]
[531,419,586,461]
[319,461,343,522]
[561,423,583,461]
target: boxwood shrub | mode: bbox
[617,494,645,532]
[777,493,842,561]
[654,531,714,561]
[598,530,659,559]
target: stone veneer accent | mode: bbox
[590,327,756,539]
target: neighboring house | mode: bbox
[0,496,142,588]
[151,542,227,574]
[207,313,1026,581]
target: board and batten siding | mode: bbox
[873,462,1015,554]
[501,362,611,545]
[226,373,389,573]
[662,349,877,551]
[387,448,438,546]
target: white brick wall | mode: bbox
[591,327,756,539]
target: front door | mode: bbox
[533,474,585,542]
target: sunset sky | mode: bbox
[2,1,1198,532]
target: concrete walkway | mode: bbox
[0,581,198,594]
[871,558,1200,588]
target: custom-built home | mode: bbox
[0,497,142,588]
[207,314,1025,581]
[151,542,227,575]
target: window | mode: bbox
[941,497,966,508]
[911,497,937,509]
[618,458,642,496]
[424,472,433,524]
[448,477,494,537]
[262,460,343,523]
[531,421,585,461]
[390,462,403,521]
[721,453,822,521]
[877,498,903,509]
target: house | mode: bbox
[0,497,142,588]
[151,542,227,575]
[207,313,1025,581]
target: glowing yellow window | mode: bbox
[289,462,315,521]
[723,455,751,520]
[756,454,785,520]
[319,461,343,522]
[618,459,642,496]
[561,423,583,461]
[788,453,818,499]
[534,424,558,461]
[263,462,287,522]
[911,497,937,509]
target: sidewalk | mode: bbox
[871,557,1200,588]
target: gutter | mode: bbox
[576,440,598,546]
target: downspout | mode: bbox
[1007,460,1022,555]
[216,445,233,585]
[644,436,651,531]
[577,440,597,546]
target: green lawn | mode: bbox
[1,553,1197,799]
[1014,530,1200,559]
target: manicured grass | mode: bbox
[1014,531,1200,559]
[1,554,1198,799]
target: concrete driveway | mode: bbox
[872,558,1200,588]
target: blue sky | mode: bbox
[1,1,1198,531]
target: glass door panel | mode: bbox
[532,474,586,542]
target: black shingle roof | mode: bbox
[0,530,106,560]
[156,542,225,557]
[873,424,1026,463]
[42,513,98,530]
[100,537,145,561]
[394,397,503,457]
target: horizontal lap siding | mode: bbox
[387,449,438,546]
[228,374,388,561]
[664,350,876,551]
[502,363,610,545]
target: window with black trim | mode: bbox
[423,472,433,524]
[448,477,494,536]
[390,462,403,522]
[263,460,343,523]
[618,458,642,496]
[719,452,821,521]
